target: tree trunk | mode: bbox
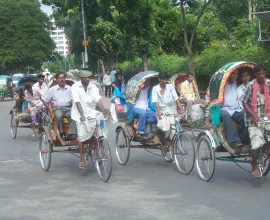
[248,0,253,21]
[133,54,139,73]
[142,51,148,71]
[100,59,105,74]
[188,51,195,75]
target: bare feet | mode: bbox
[252,166,262,178]
[79,159,87,169]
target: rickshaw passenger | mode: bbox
[110,82,126,122]
[241,65,270,178]
[180,73,204,120]
[237,69,252,109]
[152,72,182,141]
[134,79,157,137]
[24,84,44,138]
[42,72,72,140]
[71,70,107,169]
[221,71,249,148]
[13,79,31,112]
[33,74,48,97]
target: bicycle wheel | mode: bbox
[259,150,270,177]
[94,137,112,182]
[10,114,18,139]
[115,128,130,165]
[196,134,215,181]
[39,132,52,171]
[173,132,195,175]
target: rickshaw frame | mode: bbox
[115,71,196,175]
[38,78,112,182]
[10,75,44,139]
[193,61,270,181]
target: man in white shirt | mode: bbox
[221,72,249,148]
[237,69,252,109]
[71,70,107,169]
[152,72,182,141]
[134,79,156,137]
[42,73,72,140]
[33,74,48,97]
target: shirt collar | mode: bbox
[184,80,192,85]
[78,81,93,90]
[56,84,67,90]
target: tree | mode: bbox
[0,0,55,73]
[177,0,212,75]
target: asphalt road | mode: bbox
[0,98,270,220]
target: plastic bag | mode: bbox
[157,118,171,132]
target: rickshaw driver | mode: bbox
[41,72,72,141]
[134,79,157,138]
[71,70,107,169]
[180,73,204,120]
[241,65,270,178]
[152,72,182,142]
[33,74,48,97]
[221,71,249,148]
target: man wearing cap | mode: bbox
[71,69,107,169]
[33,74,48,97]
[42,72,72,140]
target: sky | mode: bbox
[40,1,53,15]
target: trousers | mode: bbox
[221,110,249,144]
[134,107,157,134]
[54,107,71,133]
[184,99,204,117]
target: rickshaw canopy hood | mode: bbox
[126,71,159,103]
[209,61,255,105]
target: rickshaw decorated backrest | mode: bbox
[169,72,187,88]
[126,71,159,104]
[209,62,255,105]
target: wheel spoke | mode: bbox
[174,133,195,175]
[196,135,215,181]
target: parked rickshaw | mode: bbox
[10,75,43,139]
[195,61,270,181]
[0,75,13,101]
[38,78,112,182]
[115,71,195,175]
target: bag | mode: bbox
[115,104,125,112]
[191,104,204,121]
[157,118,170,132]
[22,101,29,113]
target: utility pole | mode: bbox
[81,0,88,68]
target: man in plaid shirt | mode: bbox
[241,65,270,178]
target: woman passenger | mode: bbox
[24,84,44,138]
[110,82,126,122]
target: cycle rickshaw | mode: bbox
[38,78,112,182]
[194,61,270,181]
[115,71,195,175]
[10,75,44,139]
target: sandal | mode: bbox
[79,160,87,169]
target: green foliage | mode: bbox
[0,0,55,73]
[47,64,58,73]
